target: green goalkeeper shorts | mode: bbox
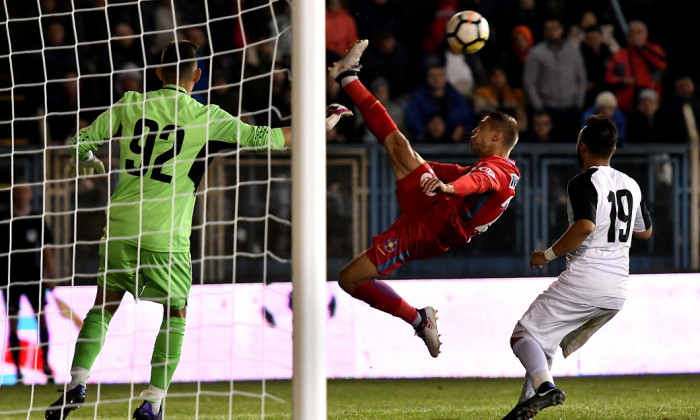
[97,239,192,310]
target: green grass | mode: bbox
[1,375,699,419]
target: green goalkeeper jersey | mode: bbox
[72,84,286,253]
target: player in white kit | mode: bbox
[502,114,653,420]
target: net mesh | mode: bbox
[1,0,294,417]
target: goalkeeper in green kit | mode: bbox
[46,40,351,420]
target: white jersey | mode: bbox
[554,165,652,309]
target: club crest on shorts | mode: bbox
[383,238,399,253]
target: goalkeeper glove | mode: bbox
[325,103,353,131]
[65,150,105,178]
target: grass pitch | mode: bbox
[1,374,699,419]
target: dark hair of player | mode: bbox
[580,113,618,158]
[488,111,519,149]
[160,40,199,81]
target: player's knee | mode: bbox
[384,131,409,152]
[338,267,354,294]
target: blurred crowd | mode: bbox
[2,0,697,188]
[2,0,699,149]
[1,0,696,278]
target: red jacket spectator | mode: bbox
[604,20,667,112]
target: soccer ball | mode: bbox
[445,10,490,54]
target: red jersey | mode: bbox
[366,156,520,276]
[427,155,520,246]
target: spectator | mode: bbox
[270,62,292,128]
[580,25,613,108]
[353,0,406,48]
[1,181,57,384]
[567,10,620,52]
[114,63,144,97]
[442,43,488,101]
[655,73,700,144]
[502,25,534,90]
[626,88,672,194]
[494,0,555,50]
[520,109,553,143]
[74,0,110,71]
[185,26,211,104]
[419,114,452,143]
[269,1,292,63]
[110,22,145,70]
[580,91,627,146]
[473,65,529,134]
[209,72,239,116]
[405,56,474,143]
[43,19,78,80]
[604,20,667,113]
[360,29,413,100]
[327,182,353,256]
[523,17,587,142]
[420,0,458,55]
[566,10,597,45]
[627,88,660,144]
[46,70,98,144]
[326,0,358,59]
[236,41,276,114]
[143,0,180,56]
[354,77,406,143]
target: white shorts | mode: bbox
[512,283,620,359]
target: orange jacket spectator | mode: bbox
[473,66,528,133]
[326,0,358,57]
[604,20,667,112]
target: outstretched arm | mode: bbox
[530,219,595,268]
[280,127,292,148]
[67,95,126,177]
[325,103,352,134]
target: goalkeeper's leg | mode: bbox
[135,305,186,418]
[70,287,125,386]
[46,287,125,420]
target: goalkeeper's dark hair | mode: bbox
[580,113,617,158]
[160,40,199,81]
[488,111,519,149]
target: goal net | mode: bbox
[0,0,310,417]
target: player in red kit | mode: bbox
[331,40,521,357]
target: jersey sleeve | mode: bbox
[449,167,499,196]
[207,105,285,151]
[71,95,127,160]
[634,196,652,231]
[428,161,471,182]
[567,171,598,222]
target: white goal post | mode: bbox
[291,0,327,419]
[1,0,327,418]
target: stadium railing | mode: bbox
[0,142,691,282]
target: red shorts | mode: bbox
[366,163,449,276]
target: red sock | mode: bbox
[352,280,418,324]
[343,79,398,143]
